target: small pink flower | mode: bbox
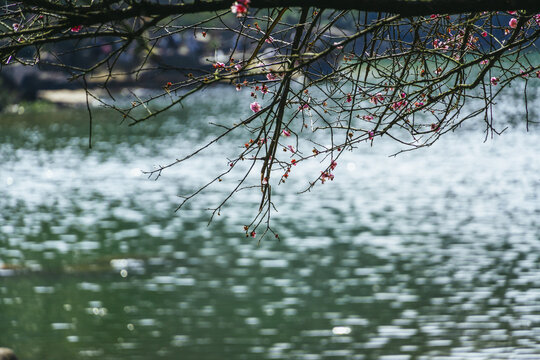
[480,59,489,65]
[392,100,408,110]
[213,62,225,69]
[370,93,384,104]
[250,231,256,238]
[261,85,268,94]
[12,23,19,31]
[250,102,261,113]
[266,72,276,81]
[362,115,374,121]
[234,64,243,71]
[265,36,274,44]
[299,104,309,110]
[368,131,374,140]
[330,160,337,170]
[287,145,295,153]
[346,93,352,103]
[320,171,334,184]
[236,84,242,91]
[509,18,518,29]
[282,170,289,180]
[71,25,82,32]
[481,31,488,37]
[282,130,291,137]
[490,77,499,86]
[231,2,248,17]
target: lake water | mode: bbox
[1,89,539,360]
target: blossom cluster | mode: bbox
[231,0,250,17]
[227,9,540,240]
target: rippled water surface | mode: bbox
[1,91,539,360]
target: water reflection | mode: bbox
[1,94,539,359]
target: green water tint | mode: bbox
[1,91,540,359]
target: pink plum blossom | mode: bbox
[266,72,277,81]
[250,102,261,113]
[320,171,334,184]
[282,130,291,137]
[509,18,518,29]
[392,100,408,110]
[490,77,499,86]
[231,2,248,17]
[370,93,384,104]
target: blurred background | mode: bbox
[1,12,540,359]
[1,86,539,359]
